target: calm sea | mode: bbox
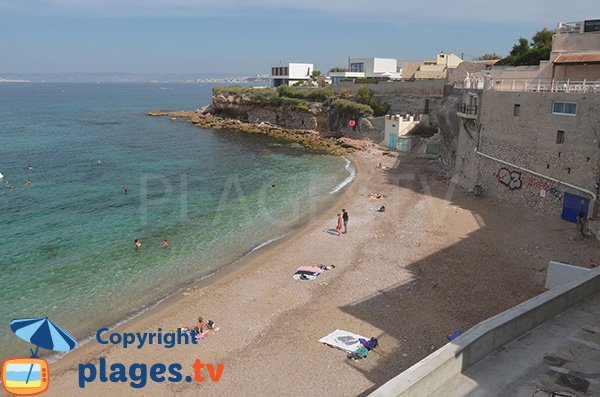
[0,83,350,358]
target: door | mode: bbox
[389,133,397,149]
[561,192,589,223]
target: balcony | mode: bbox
[457,103,478,119]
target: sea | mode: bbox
[0,83,352,359]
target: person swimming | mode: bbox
[134,239,142,250]
[122,186,128,194]
[162,240,169,249]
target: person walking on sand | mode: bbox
[342,209,349,234]
[335,213,343,236]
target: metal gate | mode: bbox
[561,192,589,223]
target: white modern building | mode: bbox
[329,57,402,84]
[270,63,313,87]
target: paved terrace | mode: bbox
[370,269,600,397]
[441,291,600,397]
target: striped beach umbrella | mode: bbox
[10,317,77,357]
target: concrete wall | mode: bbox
[369,268,600,397]
[552,31,600,54]
[334,80,446,96]
[372,58,398,74]
[553,63,600,81]
[288,63,313,79]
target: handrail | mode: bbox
[455,79,600,93]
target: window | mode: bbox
[350,63,364,73]
[556,130,565,144]
[552,101,577,116]
[513,104,520,116]
[284,67,288,76]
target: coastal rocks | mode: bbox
[149,108,346,155]
[210,93,327,132]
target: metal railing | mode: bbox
[489,79,600,93]
[557,21,584,34]
[457,103,478,115]
[455,78,600,93]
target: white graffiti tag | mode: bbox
[496,168,522,190]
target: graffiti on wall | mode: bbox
[526,177,550,191]
[495,168,522,190]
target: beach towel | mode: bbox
[293,266,323,281]
[319,329,367,353]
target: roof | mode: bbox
[554,52,600,64]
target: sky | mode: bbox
[0,0,597,75]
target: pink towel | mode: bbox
[297,266,323,274]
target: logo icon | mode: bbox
[2,317,77,395]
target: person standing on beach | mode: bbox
[342,209,349,234]
[335,213,343,236]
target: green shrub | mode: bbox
[212,85,312,111]
[331,99,373,117]
[355,86,390,116]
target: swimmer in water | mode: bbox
[97,160,102,165]
[28,164,33,171]
[123,187,128,194]
[135,239,142,250]
[162,240,169,249]
[25,179,32,186]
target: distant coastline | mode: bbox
[0,77,31,83]
[0,73,269,84]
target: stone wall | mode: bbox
[448,89,600,217]
[478,91,600,192]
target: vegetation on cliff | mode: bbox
[330,99,373,118]
[354,86,391,117]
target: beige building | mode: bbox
[447,19,600,223]
[460,19,600,92]
[403,52,463,80]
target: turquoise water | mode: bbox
[0,83,349,358]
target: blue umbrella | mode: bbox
[10,318,77,385]
[10,317,77,357]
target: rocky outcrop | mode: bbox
[208,94,328,132]
[148,109,348,155]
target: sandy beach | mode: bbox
[38,150,600,397]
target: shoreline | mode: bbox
[46,153,364,378]
[39,147,594,397]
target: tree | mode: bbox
[311,70,322,78]
[477,53,502,61]
[497,28,554,66]
[354,86,390,117]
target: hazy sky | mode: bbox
[0,0,596,74]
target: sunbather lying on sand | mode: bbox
[368,192,383,200]
[178,316,219,335]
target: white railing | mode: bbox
[557,21,584,34]
[455,78,600,93]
